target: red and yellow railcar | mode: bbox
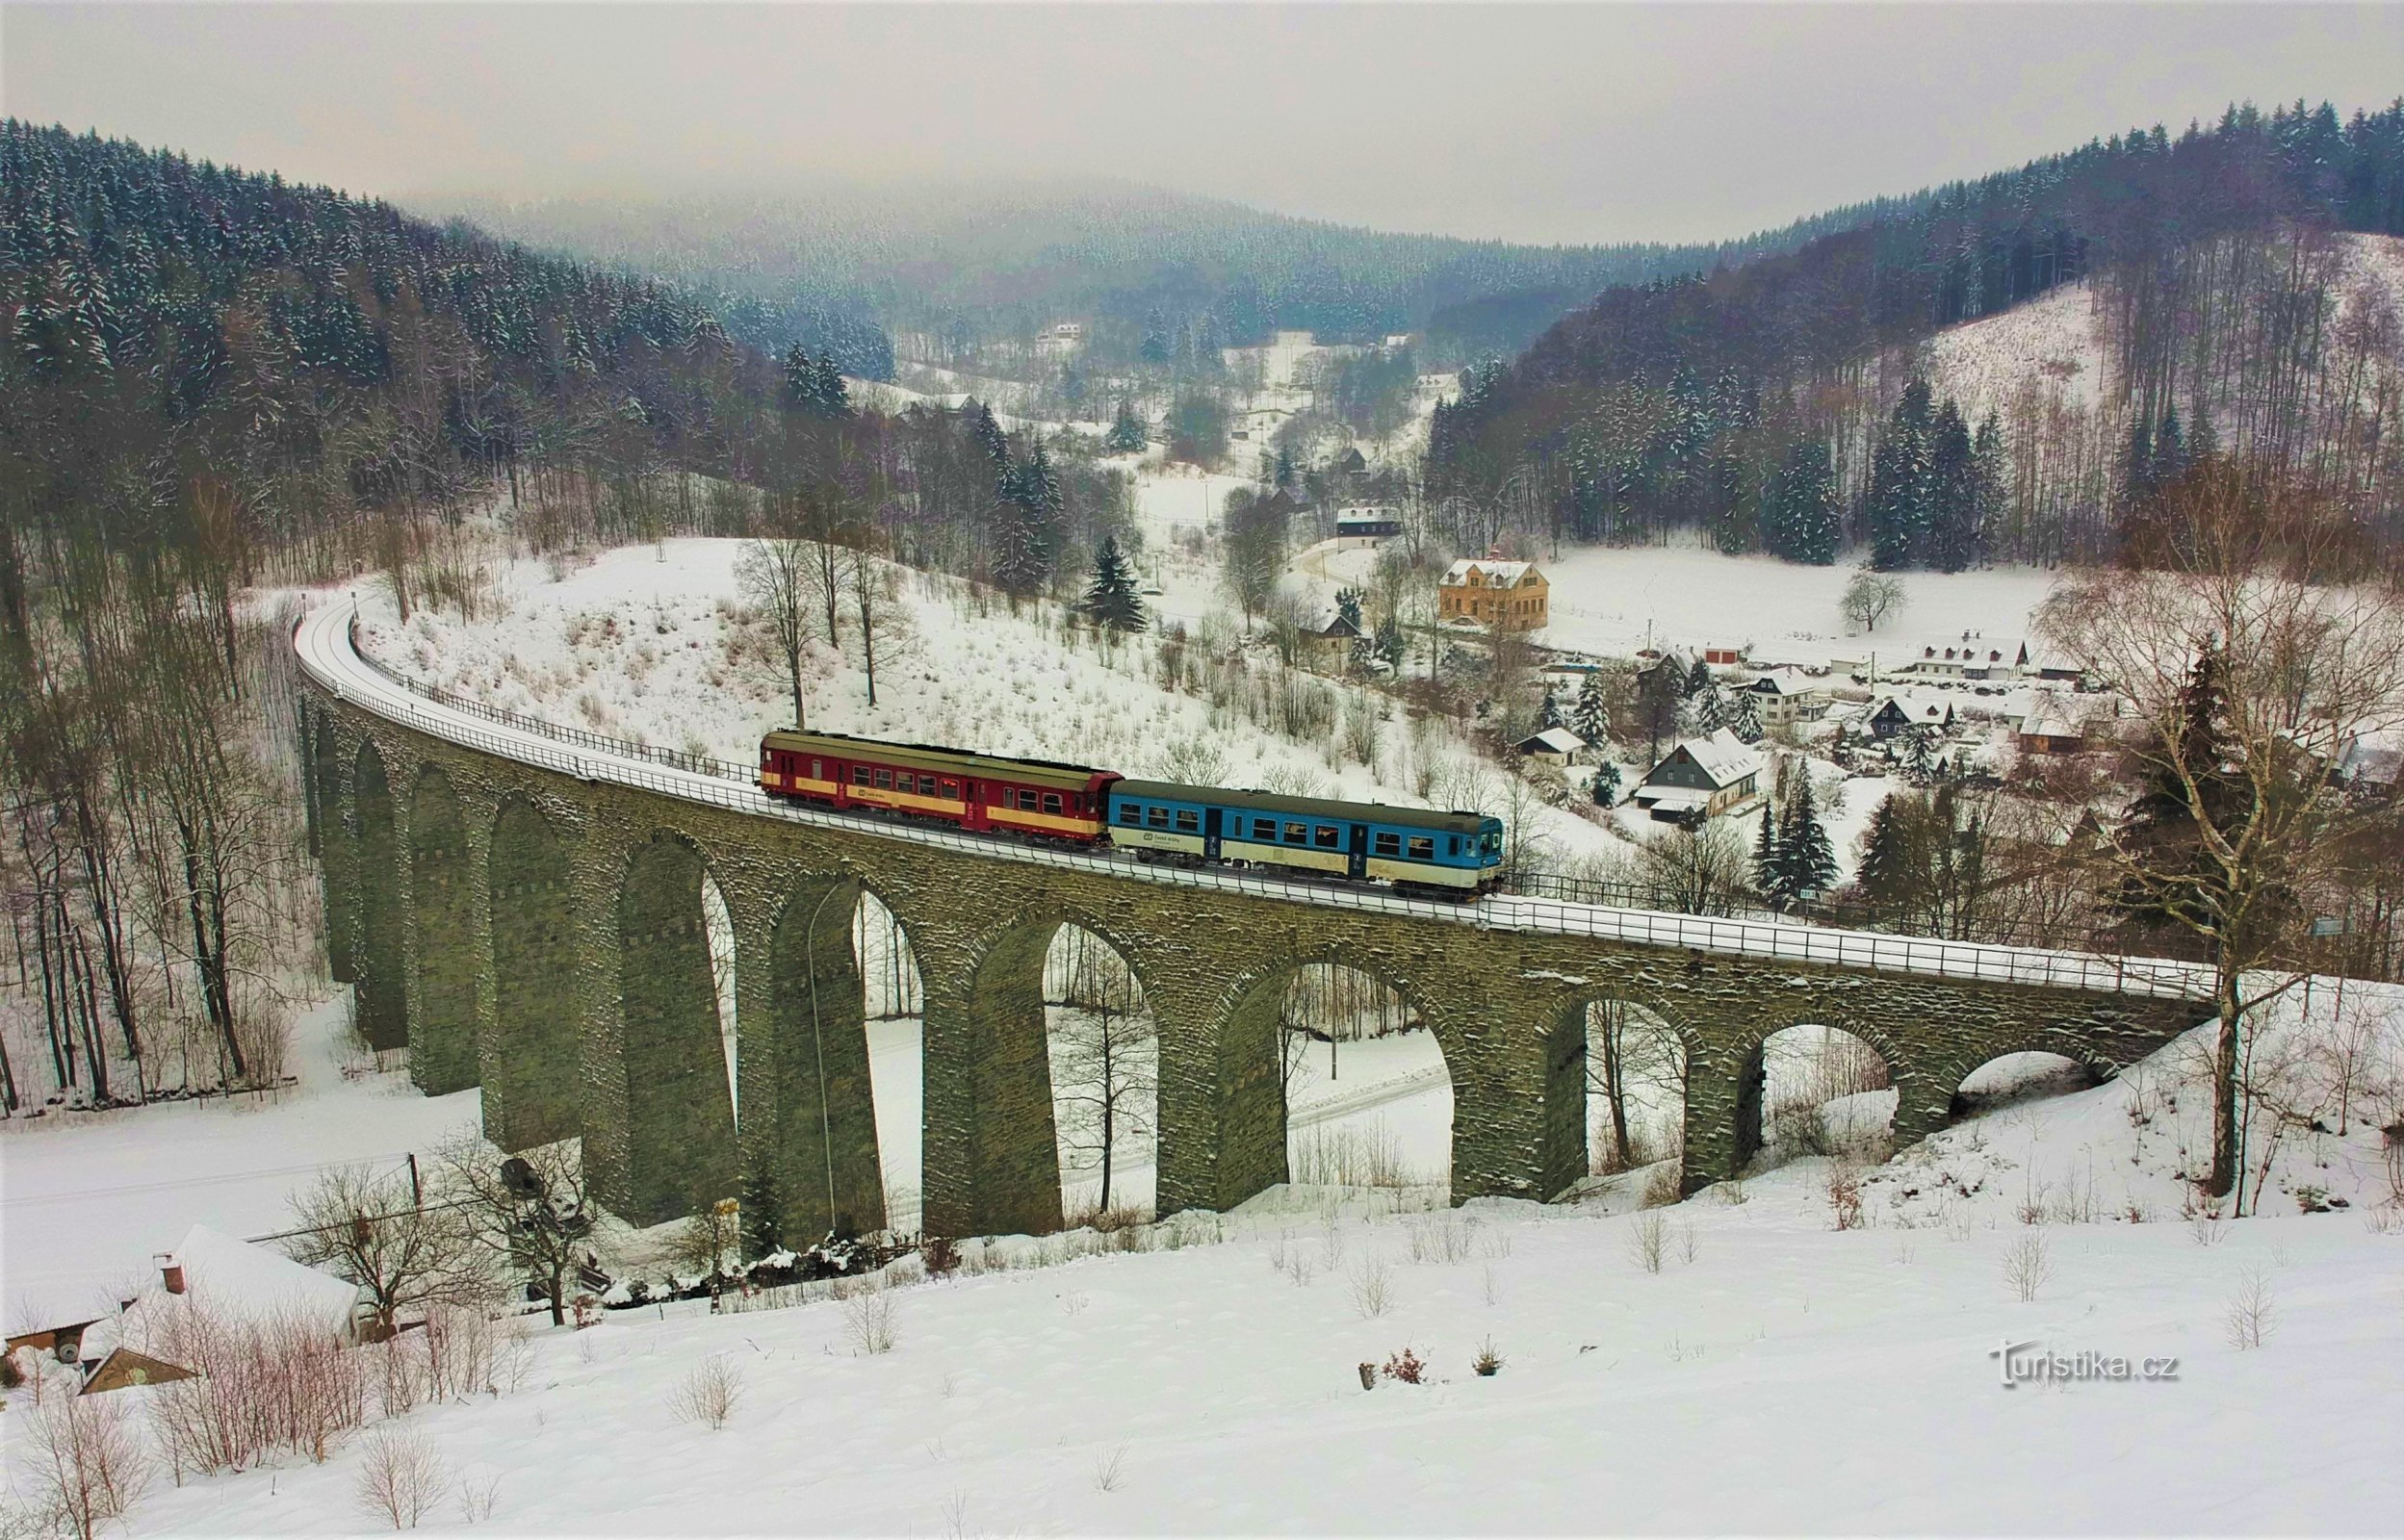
[758,730,1120,844]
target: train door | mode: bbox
[1347,823,1368,880]
[1203,807,1223,862]
[963,780,983,831]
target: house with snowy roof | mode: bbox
[1864,695,1954,740]
[1515,726,1588,766]
[1631,729,1764,821]
[1438,556,1548,631]
[1743,669,1828,727]
[56,1224,364,1395]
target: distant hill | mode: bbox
[431,178,1877,372]
[1426,100,2404,572]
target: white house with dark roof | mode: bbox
[1632,729,1764,821]
[1515,726,1588,766]
[1743,669,1827,726]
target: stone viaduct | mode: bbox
[296,684,2208,1241]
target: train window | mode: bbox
[895,773,915,794]
[812,759,823,780]
[1284,821,1308,845]
[851,766,870,786]
[1253,818,1278,840]
[875,769,892,789]
[1042,792,1063,815]
[1374,832,1402,857]
[1449,835,1460,856]
[941,779,959,798]
[1407,836,1435,860]
[1147,806,1169,829]
[1314,825,1339,849]
[1176,809,1200,833]
[1119,804,1142,825]
[761,746,773,765]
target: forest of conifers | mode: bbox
[1426,101,2404,574]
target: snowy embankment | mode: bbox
[0,996,478,1326]
[101,992,2404,1536]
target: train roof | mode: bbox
[763,730,1113,791]
[1112,780,1495,834]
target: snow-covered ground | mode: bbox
[59,987,2404,1537]
[0,995,479,1327]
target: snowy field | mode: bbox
[0,996,479,1326]
[70,991,2404,1537]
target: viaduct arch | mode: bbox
[296,629,2208,1237]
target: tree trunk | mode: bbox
[2207,968,2242,1199]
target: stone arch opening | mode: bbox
[349,740,407,1052]
[1044,925,1158,1225]
[488,799,579,1152]
[1739,1022,1896,1169]
[1951,1051,2104,1122]
[617,832,738,1227]
[1210,953,1452,1210]
[855,886,923,1235]
[954,911,1160,1238]
[1565,998,1690,1189]
[406,767,478,1094]
[760,877,915,1246]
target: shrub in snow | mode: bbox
[670,1356,744,1431]
[1472,1340,1505,1377]
[2225,1266,2277,1350]
[355,1426,449,1529]
[17,1388,150,1540]
[1380,1348,1427,1385]
[2002,1231,2053,1302]
[1347,1256,1396,1319]
[1625,1211,1667,1273]
[1827,1164,1865,1231]
[842,1283,901,1355]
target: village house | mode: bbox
[1312,610,1363,660]
[1864,695,1955,740]
[1438,556,1549,631]
[2017,702,2093,756]
[1515,726,1588,766]
[1332,505,1403,550]
[1743,669,1827,727]
[12,1224,366,1396]
[1631,729,1764,821]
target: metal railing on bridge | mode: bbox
[303,603,2214,1006]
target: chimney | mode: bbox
[156,1253,185,1296]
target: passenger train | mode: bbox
[757,729,1503,897]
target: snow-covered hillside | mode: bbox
[1918,230,2404,424]
[66,989,2404,1537]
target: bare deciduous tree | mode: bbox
[436,1136,595,1327]
[1840,570,1907,633]
[2040,470,2404,1202]
[281,1163,489,1335]
[15,1388,150,1539]
[735,537,824,729]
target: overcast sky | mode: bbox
[7,4,2400,246]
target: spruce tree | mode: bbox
[1334,586,1364,633]
[1866,380,1934,570]
[2113,640,2241,933]
[1767,437,1841,565]
[1926,397,1977,573]
[1538,686,1565,732]
[1752,802,1780,897]
[1079,535,1147,631]
[1855,794,1911,920]
[1730,688,1765,743]
[1771,776,1839,907]
[1103,398,1147,453]
[1591,759,1621,807]
[1571,670,1610,745]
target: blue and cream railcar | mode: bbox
[1106,780,1502,897]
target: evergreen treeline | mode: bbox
[0,123,1143,1114]
[1426,101,2404,570]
